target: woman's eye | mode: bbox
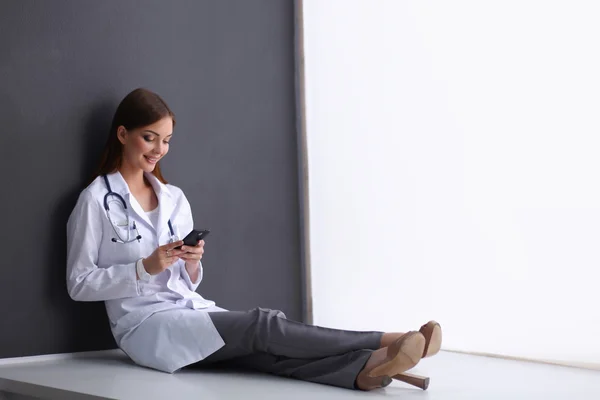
[143,136,153,142]
[164,141,170,145]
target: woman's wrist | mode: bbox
[184,260,200,283]
[185,260,200,270]
[137,258,152,282]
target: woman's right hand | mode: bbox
[142,240,185,276]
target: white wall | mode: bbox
[303,0,600,366]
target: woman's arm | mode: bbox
[66,190,140,301]
[173,189,204,292]
[179,259,203,291]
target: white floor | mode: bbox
[1,350,599,400]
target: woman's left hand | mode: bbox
[180,240,205,267]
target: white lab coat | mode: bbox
[66,171,226,373]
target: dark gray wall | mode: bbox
[0,0,301,358]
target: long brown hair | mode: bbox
[91,88,176,184]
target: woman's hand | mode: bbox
[142,240,185,276]
[179,240,205,267]
[180,240,205,283]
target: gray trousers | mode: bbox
[192,307,383,390]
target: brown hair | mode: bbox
[92,88,175,184]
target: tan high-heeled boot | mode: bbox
[393,321,442,390]
[355,331,425,391]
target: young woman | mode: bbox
[66,88,442,391]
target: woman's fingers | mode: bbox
[158,242,183,258]
[180,253,202,261]
[153,240,202,268]
[167,249,186,257]
[160,241,186,264]
[181,247,204,255]
[162,240,184,251]
[180,242,204,262]
[181,240,205,254]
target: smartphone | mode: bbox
[174,229,210,250]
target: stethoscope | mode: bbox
[102,175,176,244]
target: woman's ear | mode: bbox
[116,126,127,145]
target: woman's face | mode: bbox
[118,117,173,173]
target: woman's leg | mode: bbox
[221,351,373,390]
[197,307,383,364]
[193,308,430,391]
[206,335,426,391]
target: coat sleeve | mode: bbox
[173,188,204,292]
[66,190,141,301]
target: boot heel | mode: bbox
[393,372,430,390]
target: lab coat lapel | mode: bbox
[145,172,176,241]
[108,171,153,229]
[127,193,153,229]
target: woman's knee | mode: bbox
[252,307,287,320]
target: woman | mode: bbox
[66,88,442,391]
